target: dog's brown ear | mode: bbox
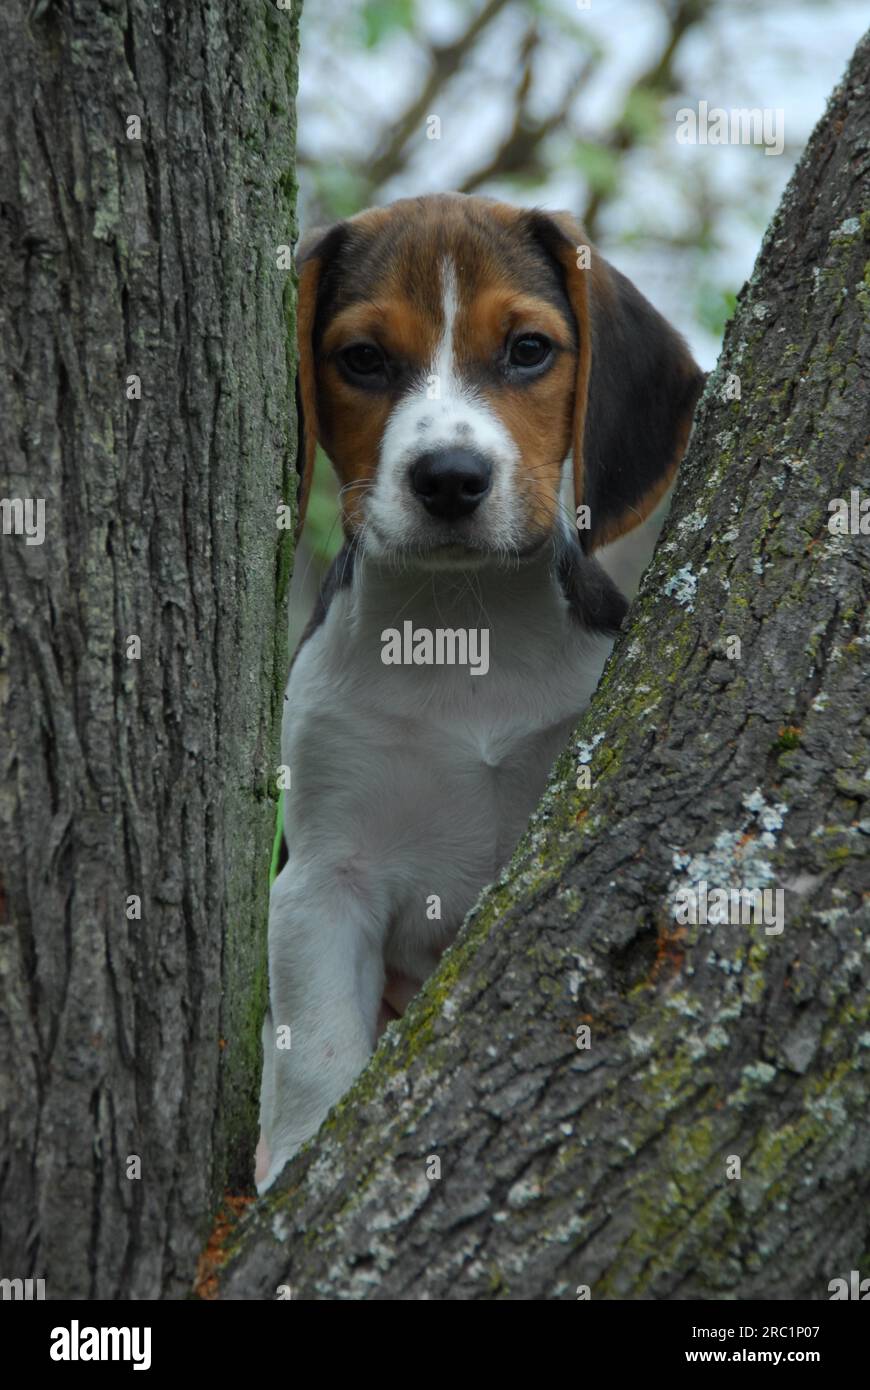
[294,221,348,537]
[529,211,704,550]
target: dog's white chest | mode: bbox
[281,558,612,980]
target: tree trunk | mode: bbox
[0,0,299,1297]
[218,33,870,1300]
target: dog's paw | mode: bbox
[254,1131,272,1191]
[256,1150,295,1194]
[255,1134,294,1195]
[255,1127,312,1194]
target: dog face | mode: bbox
[296,194,703,566]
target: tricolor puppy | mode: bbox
[255,193,703,1192]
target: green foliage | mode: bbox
[773,726,802,753]
[270,790,284,886]
[695,282,738,340]
[572,141,621,197]
[361,0,416,48]
[620,88,662,142]
[305,450,344,565]
[308,167,370,221]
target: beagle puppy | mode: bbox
[255,193,703,1192]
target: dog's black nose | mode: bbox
[409,448,493,521]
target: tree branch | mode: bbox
[366,0,514,190]
[583,0,714,235]
[459,40,597,194]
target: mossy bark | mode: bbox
[218,32,870,1300]
[0,0,299,1297]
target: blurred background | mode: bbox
[290,0,868,635]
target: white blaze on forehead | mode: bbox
[365,256,523,554]
[379,257,518,467]
[433,257,461,394]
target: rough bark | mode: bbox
[0,1,299,1297]
[219,34,870,1300]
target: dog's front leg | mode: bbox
[256,853,387,1193]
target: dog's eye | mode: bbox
[508,334,552,370]
[340,343,386,378]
